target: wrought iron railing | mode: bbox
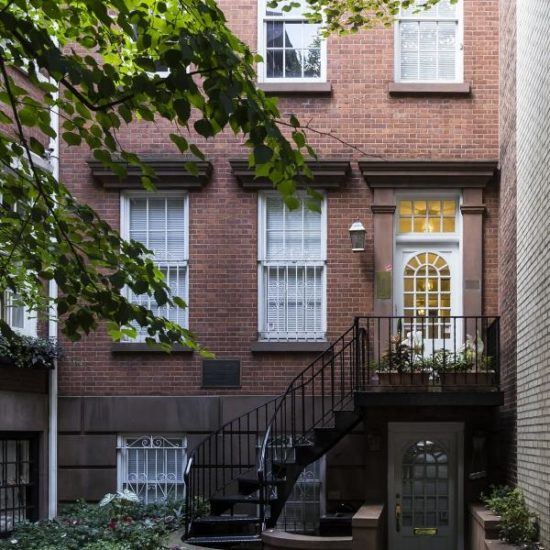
[256,324,358,527]
[355,316,500,388]
[184,397,281,536]
[184,315,500,536]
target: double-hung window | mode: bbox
[258,193,326,342]
[117,435,187,503]
[121,192,189,341]
[1,292,36,336]
[258,0,326,82]
[395,0,463,83]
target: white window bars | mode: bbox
[259,193,326,341]
[117,435,187,504]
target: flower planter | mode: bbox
[439,372,495,388]
[376,372,430,387]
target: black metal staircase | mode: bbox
[184,322,362,548]
[183,315,501,548]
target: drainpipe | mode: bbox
[47,84,59,519]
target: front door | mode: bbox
[388,423,464,550]
[395,244,462,353]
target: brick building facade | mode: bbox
[4,1,539,548]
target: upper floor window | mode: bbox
[398,199,457,234]
[395,0,463,83]
[2,292,36,336]
[258,0,326,82]
[120,192,189,341]
[258,193,326,341]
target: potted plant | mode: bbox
[436,333,495,388]
[376,330,430,387]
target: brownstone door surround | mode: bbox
[358,160,498,317]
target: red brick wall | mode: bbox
[57,0,499,396]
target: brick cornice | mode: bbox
[88,155,212,189]
[358,159,498,189]
[229,158,351,190]
[371,204,396,214]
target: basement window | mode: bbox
[117,435,187,504]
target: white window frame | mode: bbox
[257,191,327,342]
[394,0,464,84]
[2,292,37,337]
[257,0,327,83]
[116,434,188,504]
[120,190,189,340]
[395,192,462,243]
[0,155,50,339]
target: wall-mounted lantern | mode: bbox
[349,221,366,252]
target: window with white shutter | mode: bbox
[258,193,326,341]
[395,0,463,83]
[258,0,327,82]
[121,192,188,341]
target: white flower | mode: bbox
[99,489,139,508]
[9,540,18,545]
[402,331,423,354]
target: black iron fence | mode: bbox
[355,316,500,389]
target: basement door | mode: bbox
[388,423,464,550]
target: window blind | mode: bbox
[124,195,188,341]
[398,0,460,83]
[260,195,325,341]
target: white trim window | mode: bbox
[120,191,189,341]
[395,0,463,83]
[258,193,326,342]
[2,292,37,337]
[258,0,327,82]
[117,435,187,504]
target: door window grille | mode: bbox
[277,458,324,534]
[117,435,187,504]
[0,436,38,536]
[401,440,449,528]
[403,252,451,339]
[259,194,326,341]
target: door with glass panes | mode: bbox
[388,423,463,550]
[394,197,462,353]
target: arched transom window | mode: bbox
[404,252,451,338]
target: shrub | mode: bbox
[482,485,539,548]
[0,494,187,550]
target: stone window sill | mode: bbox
[388,82,471,97]
[250,341,329,353]
[111,343,193,353]
[257,82,332,95]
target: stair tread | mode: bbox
[186,534,261,544]
[237,474,285,484]
[211,494,277,505]
[193,515,260,524]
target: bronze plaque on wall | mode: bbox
[202,360,240,388]
[376,271,392,300]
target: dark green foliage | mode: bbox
[0,333,61,369]
[482,485,539,548]
[0,498,188,550]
